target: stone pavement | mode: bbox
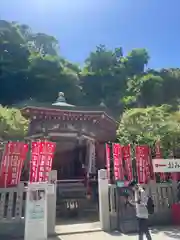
[55,221,101,235]
[50,226,180,240]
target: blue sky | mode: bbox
[1,0,180,69]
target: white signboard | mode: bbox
[24,182,48,240]
[47,184,55,195]
[98,169,108,180]
[48,170,57,184]
[152,158,180,173]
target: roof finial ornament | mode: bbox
[57,92,66,103]
[52,91,75,107]
[100,100,106,107]
[58,92,64,98]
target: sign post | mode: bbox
[98,169,110,231]
[47,170,57,235]
[24,182,48,240]
[152,159,180,173]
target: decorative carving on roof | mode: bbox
[28,118,116,141]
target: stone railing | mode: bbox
[0,183,26,238]
[108,180,178,232]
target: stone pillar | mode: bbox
[47,170,57,235]
[98,169,110,232]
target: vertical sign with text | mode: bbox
[0,142,28,187]
[123,145,133,181]
[113,143,121,180]
[30,141,56,182]
[37,141,56,182]
[136,145,149,184]
[155,141,166,181]
[30,142,41,182]
[105,144,111,183]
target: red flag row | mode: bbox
[106,142,180,184]
[0,140,56,188]
[105,143,154,184]
[30,141,56,182]
[105,143,133,182]
[136,145,152,184]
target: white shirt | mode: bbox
[135,187,148,219]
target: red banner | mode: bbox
[0,142,28,187]
[171,172,179,181]
[113,143,124,180]
[30,141,41,182]
[135,145,149,184]
[145,146,151,182]
[123,145,133,181]
[155,141,166,181]
[113,143,120,180]
[37,141,56,182]
[30,141,56,182]
[105,144,110,182]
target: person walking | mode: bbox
[128,180,152,240]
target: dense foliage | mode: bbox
[117,106,180,155]
[2,19,180,109]
[0,106,29,139]
[1,19,180,146]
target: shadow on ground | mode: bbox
[162,226,180,239]
[56,217,99,226]
[137,226,180,239]
[150,225,180,236]
[49,236,62,240]
[106,226,180,239]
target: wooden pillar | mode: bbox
[87,139,96,177]
[78,137,83,166]
[84,138,97,197]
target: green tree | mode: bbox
[81,45,127,107]
[124,48,150,76]
[28,33,59,56]
[123,73,164,107]
[0,106,29,139]
[0,20,31,105]
[0,20,82,105]
[2,19,180,114]
[117,105,180,156]
[159,68,180,107]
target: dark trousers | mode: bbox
[137,218,152,240]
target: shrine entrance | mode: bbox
[51,138,99,221]
[52,141,86,180]
[56,179,99,222]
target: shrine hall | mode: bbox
[20,92,117,181]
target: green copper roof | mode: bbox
[52,92,75,107]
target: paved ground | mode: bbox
[55,221,101,235]
[51,227,180,240]
[51,225,180,240]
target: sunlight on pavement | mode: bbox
[55,229,178,240]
